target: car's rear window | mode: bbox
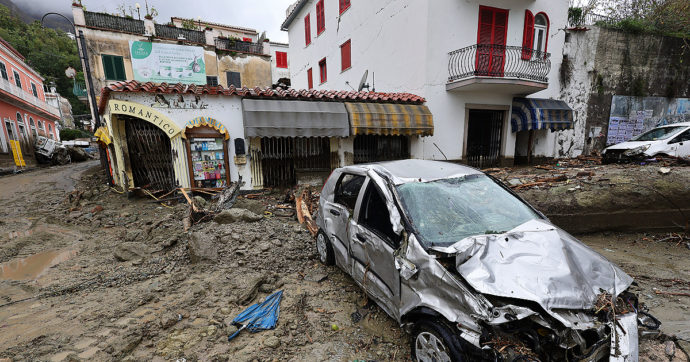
[631,126,684,141]
[396,175,540,247]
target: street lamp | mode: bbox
[197,16,202,30]
[135,3,141,20]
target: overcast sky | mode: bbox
[22,0,296,42]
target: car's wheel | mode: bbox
[411,320,465,362]
[315,230,335,266]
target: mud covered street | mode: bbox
[0,162,689,361]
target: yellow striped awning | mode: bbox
[345,102,434,136]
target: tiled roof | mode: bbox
[98,80,426,114]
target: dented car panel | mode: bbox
[316,160,653,361]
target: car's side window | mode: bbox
[359,182,400,248]
[333,174,365,211]
[670,129,690,144]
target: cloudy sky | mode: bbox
[23,0,296,42]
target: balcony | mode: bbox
[0,78,61,119]
[447,44,550,94]
[154,24,206,44]
[84,11,145,34]
[214,38,264,55]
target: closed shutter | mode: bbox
[319,58,327,83]
[102,55,115,80]
[341,40,351,71]
[475,6,508,77]
[316,0,325,34]
[103,55,126,81]
[276,51,288,68]
[490,10,508,76]
[339,0,350,14]
[243,37,252,42]
[304,14,311,45]
[522,10,534,60]
[307,68,313,89]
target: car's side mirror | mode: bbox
[395,256,418,280]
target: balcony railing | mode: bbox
[0,78,61,117]
[448,44,550,84]
[84,11,145,34]
[568,11,614,28]
[214,38,264,55]
[154,24,206,44]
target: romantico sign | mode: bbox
[109,100,182,138]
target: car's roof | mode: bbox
[657,122,690,128]
[339,159,482,185]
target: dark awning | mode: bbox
[510,98,574,133]
[345,102,434,136]
[242,99,350,137]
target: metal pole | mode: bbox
[77,30,101,129]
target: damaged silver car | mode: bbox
[315,160,659,361]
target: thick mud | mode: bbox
[0,162,687,361]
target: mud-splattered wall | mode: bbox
[562,26,690,154]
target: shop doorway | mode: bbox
[353,135,410,163]
[123,115,176,191]
[466,109,503,168]
[259,137,331,187]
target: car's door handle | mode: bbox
[356,233,366,243]
[329,209,341,216]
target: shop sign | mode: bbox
[129,41,206,85]
[109,100,182,138]
[186,117,229,139]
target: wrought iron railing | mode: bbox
[214,38,264,55]
[448,44,550,83]
[72,80,87,97]
[154,24,206,44]
[84,11,145,34]
[568,11,614,28]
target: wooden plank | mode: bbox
[180,188,199,212]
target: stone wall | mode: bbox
[562,26,690,154]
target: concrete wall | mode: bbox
[217,53,272,89]
[562,26,690,154]
[285,0,570,162]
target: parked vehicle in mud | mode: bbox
[602,122,690,163]
[34,136,71,165]
[316,160,659,361]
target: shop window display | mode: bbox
[184,122,231,189]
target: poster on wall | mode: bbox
[606,96,690,145]
[129,41,206,84]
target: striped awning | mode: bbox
[510,98,574,133]
[345,103,434,136]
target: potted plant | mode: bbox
[72,0,83,7]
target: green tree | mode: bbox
[0,5,89,116]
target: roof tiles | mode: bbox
[98,80,426,114]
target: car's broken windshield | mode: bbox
[396,175,540,247]
[631,126,683,141]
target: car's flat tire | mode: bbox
[411,320,466,362]
[316,230,335,266]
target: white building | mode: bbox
[281,0,574,166]
[269,41,291,87]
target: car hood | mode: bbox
[446,219,633,311]
[604,140,654,151]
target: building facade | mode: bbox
[72,4,289,126]
[0,38,61,169]
[270,42,291,87]
[282,0,573,166]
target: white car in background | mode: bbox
[602,122,690,163]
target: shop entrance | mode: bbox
[260,137,331,187]
[466,109,503,168]
[123,115,176,191]
[354,135,410,163]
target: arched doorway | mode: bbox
[122,114,176,191]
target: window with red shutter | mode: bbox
[339,0,351,14]
[319,58,327,83]
[340,40,351,71]
[276,51,288,68]
[316,0,325,34]
[521,10,534,60]
[476,6,508,77]
[243,37,252,42]
[307,68,313,89]
[304,14,311,46]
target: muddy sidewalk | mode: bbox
[0,163,688,361]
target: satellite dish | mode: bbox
[65,67,76,79]
[357,70,370,92]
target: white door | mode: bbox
[668,129,690,158]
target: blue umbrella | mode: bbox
[228,290,283,341]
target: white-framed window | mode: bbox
[29,117,37,138]
[13,70,21,88]
[31,82,38,97]
[0,119,9,153]
[533,14,548,54]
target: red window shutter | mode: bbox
[341,40,351,71]
[307,68,313,89]
[522,10,534,60]
[243,37,252,42]
[316,0,325,34]
[477,8,493,45]
[339,0,350,14]
[304,14,311,46]
[276,51,287,68]
[319,58,327,83]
